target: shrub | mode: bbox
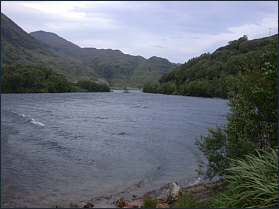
[143,199,157,208]
[210,148,278,208]
[171,193,200,208]
[195,125,230,180]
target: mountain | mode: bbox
[1,13,179,88]
[1,13,106,84]
[29,30,180,88]
[30,30,80,50]
[29,30,82,62]
[143,34,278,98]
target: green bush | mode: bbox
[210,148,278,208]
[195,125,230,180]
[171,193,200,208]
[143,199,157,208]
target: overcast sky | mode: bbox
[1,1,278,63]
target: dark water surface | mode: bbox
[1,90,229,208]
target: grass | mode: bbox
[169,179,226,208]
[209,148,278,208]
[171,193,201,208]
[143,199,157,208]
[169,148,278,208]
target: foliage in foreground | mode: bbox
[1,64,111,93]
[210,149,278,208]
[195,38,278,180]
[172,149,278,208]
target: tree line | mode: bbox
[143,35,278,98]
[1,64,111,93]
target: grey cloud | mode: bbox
[1,1,278,63]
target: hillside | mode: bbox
[29,31,81,62]
[29,30,179,88]
[1,13,106,84]
[1,13,179,88]
[143,34,278,98]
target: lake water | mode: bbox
[1,90,229,208]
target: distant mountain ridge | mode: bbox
[1,12,179,88]
[29,30,179,88]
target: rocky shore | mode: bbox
[55,179,224,208]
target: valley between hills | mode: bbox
[1,12,179,89]
[1,12,277,96]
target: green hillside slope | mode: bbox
[1,13,106,84]
[143,34,278,98]
[30,30,179,88]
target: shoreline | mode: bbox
[61,178,223,208]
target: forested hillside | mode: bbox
[143,34,278,98]
[191,35,278,208]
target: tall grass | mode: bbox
[171,193,201,208]
[143,199,157,208]
[210,148,278,208]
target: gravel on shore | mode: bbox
[65,179,225,208]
